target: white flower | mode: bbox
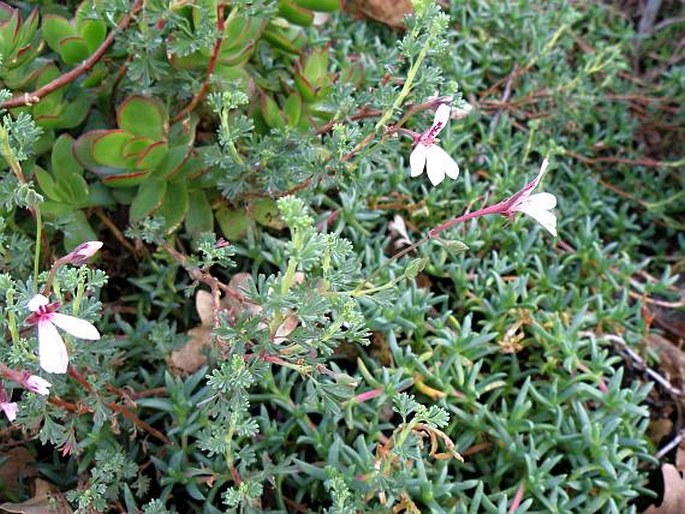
[409,104,460,186]
[26,294,101,374]
[25,375,52,395]
[0,400,17,422]
[503,159,558,236]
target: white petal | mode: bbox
[432,104,451,135]
[50,313,100,340]
[425,147,446,186]
[434,145,460,180]
[1,402,18,422]
[524,192,557,210]
[38,321,69,374]
[529,159,549,190]
[410,144,428,177]
[425,145,459,186]
[27,294,49,312]
[517,204,558,236]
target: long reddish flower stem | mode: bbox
[68,367,170,444]
[427,200,507,239]
[0,0,144,110]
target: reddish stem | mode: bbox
[355,388,383,403]
[171,4,225,123]
[67,367,169,444]
[0,0,144,110]
[508,482,526,514]
[427,201,507,239]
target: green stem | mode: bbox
[374,43,430,133]
[33,207,42,289]
[5,289,19,344]
[72,268,86,314]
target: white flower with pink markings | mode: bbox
[409,104,460,186]
[26,294,100,374]
[502,159,558,236]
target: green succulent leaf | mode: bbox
[58,36,90,64]
[216,206,249,240]
[292,0,340,12]
[185,189,214,235]
[157,179,189,233]
[130,179,168,221]
[78,19,106,53]
[278,0,315,27]
[41,15,76,53]
[117,96,168,141]
[92,131,137,168]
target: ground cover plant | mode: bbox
[0,0,683,512]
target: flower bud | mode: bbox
[65,241,103,265]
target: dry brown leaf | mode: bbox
[343,0,413,29]
[0,478,72,514]
[651,304,685,342]
[0,448,35,497]
[676,446,685,473]
[195,289,214,326]
[647,333,685,391]
[170,326,211,373]
[171,274,266,374]
[645,464,685,514]
[273,314,299,344]
[648,418,674,445]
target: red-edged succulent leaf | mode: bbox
[101,170,152,188]
[41,14,75,53]
[92,131,136,168]
[58,35,90,64]
[134,141,168,170]
[73,130,127,178]
[117,96,168,141]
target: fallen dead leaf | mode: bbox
[645,464,685,514]
[650,304,685,343]
[0,478,72,514]
[676,445,685,473]
[195,289,214,325]
[170,274,267,374]
[0,448,35,498]
[273,314,299,344]
[170,326,212,373]
[648,418,674,445]
[647,333,685,392]
[343,0,412,29]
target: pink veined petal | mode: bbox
[431,104,451,136]
[517,203,558,236]
[27,294,50,312]
[68,241,104,265]
[1,402,18,422]
[410,144,428,177]
[38,321,69,374]
[524,192,557,211]
[50,313,100,340]
[26,375,52,395]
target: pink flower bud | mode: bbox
[66,241,103,265]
